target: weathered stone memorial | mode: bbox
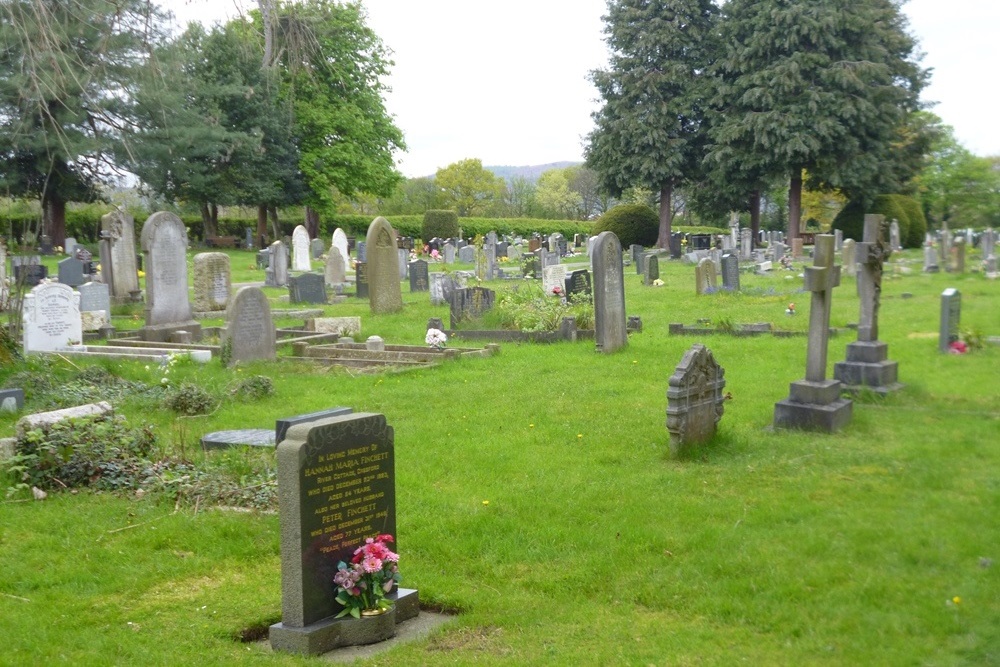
[100,210,140,302]
[408,259,429,292]
[139,212,200,342]
[57,256,86,288]
[22,282,82,353]
[665,344,726,458]
[270,412,418,656]
[695,257,717,295]
[325,246,347,287]
[923,242,940,273]
[773,235,853,432]
[841,239,856,277]
[449,286,495,328]
[721,254,740,291]
[939,288,961,353]
[292,225,311,272]
[193,252,231,312]
[366,217,402,314]
[0,388,24,413]
[310,238,325,259]
[332,229,350,266]
[542,264,568,295]
[592,231,627,353]
[834,215,902,395]
[458,245,475,264]
[78,281,112,332]
[222,287,276,365]
[289,273,328,305]
[644,254,659,286]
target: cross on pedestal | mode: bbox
[856,214,890,343]
[803,235,841,383]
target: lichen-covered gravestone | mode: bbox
[140,212,200,342]
[366,217,402,314]
[222,287,275,365]
[592,231,627,353]
[666,344,726,458]
[192,252,231,312]
[325,246,347,287]
[100,210,140,302]
[269,412,418,656]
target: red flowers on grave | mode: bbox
[334,534,401,618]
[552,285,562,296]
[949,340,968,354]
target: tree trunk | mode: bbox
[256,204,269,248]
[199,202,219,240]
[260,0,275,69]
[268,206,281,240]
[657,182,673,249]
[43,193,67,248]
[750,190,761,248]
[788,169,802,239]
[305,206,320,238]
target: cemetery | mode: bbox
[1,215,998,664]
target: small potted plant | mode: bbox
[333,534,401,618]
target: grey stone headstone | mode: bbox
[923,243,939,273]
[202,429,275,450]
[449,286,495,328]
[356,241,367,263]
[409,260,429,292]
[22,282,82,352]
[458,245,475,264]
[397,248,408,281]
[57,256,86,287]
[269,241,289,287]
[292,225,311,272]
[665,344,726,458]
[643,254,659,286]
[0,388,25,413]
[721,254,740,291]
[542,264,568,295]
[63,237,77,254]
[325,246,347,287]
[592,231,627,353]
[740,228,752,260]
[541,250,559,269]
[78,281,111,330]
[889,221,900,251]
[695,257,717,295]
[443,242,456,264]
[310,238,325,259]
[223,286,276,365]
[939,288,961,353]
[332,228,349,264]
[841,239,857,277]
[275,407,354,446]
[429,272,451,306]
[274,412,395,629]
[366,217,402,314]
[484,244,497,280]
[140,212,199,341]
[192,252,231,312]
[289,273,327,304]
[101,210,140,300]
[564,269,592,301]
[507,244,521,261]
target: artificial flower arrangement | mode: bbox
[333,534,401,618]
[425,328,447,349]
[551,285,563,296]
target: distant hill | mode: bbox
[485,161,583,183]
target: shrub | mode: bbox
[163,383,215,416]
[593,204,659,248]
[895,195,927,248]
[833,196,916,244]
[872,195,910,245]
[230,375,274,400]
[422,210,460,241]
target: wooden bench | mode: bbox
[206,236,238,248]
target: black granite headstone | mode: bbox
[449,286,496,328]
[355,262,368,299]
[408,260,429,292]
[564,269,592,301]
[289,273,328,304]
[276,407,354,445]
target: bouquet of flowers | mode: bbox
[333,534,401,618]
[425,328,447,349]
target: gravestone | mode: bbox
[841,239,856,277]
[292,225,311,272]
[630,244,643,265]
[78,281,111,332]
[0,243,6,309]
[982,228,995,260]
[246,227,254,250]
[223,287,276,365]
[0,388,24,413]
[100,210,140,302]
[889,220,901,251]
[332,228,350,266]
[64,237,78,254]
[834,214,902,395]
[270,412,418,656]
[695,257,717,295]
[22,282,82,353]
[953,236,966,273]
[592,231,627,354]
[740,228,752,261]
[310,238,325,259]
[564,269,592,301]
[985,253,998,279]
[325,246,347,287]
[449,286,495,328]
[57,256,86,287]
[791,238,804,259]
[356,241,367,263]
[275,407,354,446]
[528,238,541,253]
[458,245,475,264]
[643,254,659,286]
[409,260,429,292]
[709,248,722,274]
[940,224,952,271]
[75,247,94,275]
[774,235,852,432]
[721,254,740,291]
[397,249,408,281]
[939,288,961,353]
[289,273,328,304]
[772,242,786,263]
[634,251,647,276]
[139,212,200,342]
[665,344,726,458]
[507,244,521,261]
[923,242,940,273]
[366,217,402,314]
[484,243,497,280]
[523,255,540,279]
[542,264,568,295]
[834,229,843,252]
[443,242,456,264]
[429,273,453,306]
[267,241,289,287]
[354,262,368,299]
[12,257,47,286]
[541,250,559,270]
[669,233,683,259]
[192,252,231,312]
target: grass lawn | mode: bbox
[1,244,998,665]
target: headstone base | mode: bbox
[833,342,903,395]
[773,380,853,433]
[269,588,418,656]
[139,320,201,343]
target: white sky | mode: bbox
[162,0,1000,178]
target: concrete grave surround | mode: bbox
[292,225,311,272]
[592,231,627,354]
[773,235,852,432]
[834,215,902,395]
[332,228,350,266]
[665,344,726,458]
[22,282,83,353]
[306,317,361,337]
[270,412,418,656]
[100,210,140,301]
[222,286,276,365]
[366,217,403,314]
[192,252,231,312]
[325,246,347,287]
[139,212,200,342]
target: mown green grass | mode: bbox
[1,245,998,665]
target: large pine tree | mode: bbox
[586,0,719,247]
[709,0,925,239]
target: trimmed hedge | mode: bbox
[593,204,659,248]
[895,196,927,248]
[831,194,924,248]
[422,210,460,240]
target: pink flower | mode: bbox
[362,555,383,573]
[949,341,968,354]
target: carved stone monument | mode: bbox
[139,212,200,342]
[665,344,726,458]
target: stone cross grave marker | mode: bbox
[773,235,852,432]
[22,282,82,353]
[193,252,231,312]
[939,288,961,353]
[592,231,627,353]
[292,225,311,272]
[665,344,726,458]
[140,212,199,342]
[366,217,402,314]
[223,286,276,365]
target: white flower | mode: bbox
[425,328,447,349]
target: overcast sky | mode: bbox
[162,0,1000,178]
